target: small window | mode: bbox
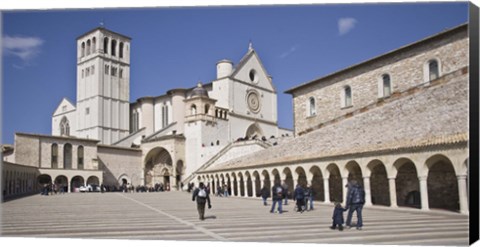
[51,144,58,169]
[119,69,123,78]
[308,97,316,116]
[91,65,95,75]
[111,39,117,56]
[85,107,90,115]
[205,104,210,114]
[191,104,197,115]
[62,106,67,112]
[429,60,439,81]
[119,42,124,58]
[86,39,91,55]
[343,86,352,107]
[105,65,109,75]
[81,42,85,57]
[249,69,258,83]
[86,68,90,76]
[111,67,117,76]
[92,37,96,52]
[81,69,84,78]
[77,146,84,170]
[382,74,391,97]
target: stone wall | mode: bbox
[97,145,142,186]
[291,26,468,135]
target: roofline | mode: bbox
[285,23,468,94]
[15,132,100,143]
[77,27,132,40]
[131,82,214,104]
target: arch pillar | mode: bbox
[388,177,398,208]
[457,175,469,214]
[418,176,429,211]
[237,179,242,197]
[252,178,258,197]
[342,177,348,203]
[243,176,249,198]
[323,177,330,203]
[228,176,234,196]
[363,176,372,206]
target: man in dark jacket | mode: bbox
[270,182,283,213]
[345,180,365,230]
[260,185,270,206]
[192,182,212,220]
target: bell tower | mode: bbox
[75,27,131,144]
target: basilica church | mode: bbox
[2,24,470,215]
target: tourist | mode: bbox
[270,182,283,214]
[345,180,366,230]
[223,183,229,197]
[192,182,212,221]
[260,185,270,206]
[281,181,289,205]
[307,184,315,210]
[330,202,347,231]
[293,184,305,213]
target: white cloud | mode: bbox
[338,17,358,36]
[279,44,299,59]
[3,35,44,62]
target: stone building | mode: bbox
[2,26,292,198]
[194,24,470,214]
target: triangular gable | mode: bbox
[230,48,276,92]
[52,98,76,116]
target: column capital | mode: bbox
[456,174,467,180]
[362,176,371,179]
[388,176,396,180]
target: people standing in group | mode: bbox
[345,180,366,230]
[281,181,289,205]
[260,185,270,206]
[330,202,348,231]
[192,182,212,221]
[293,184,305,213]
[270,182,283,214]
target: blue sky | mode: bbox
[1,2,469,144]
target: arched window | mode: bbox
[382,74,391,97]
[119,42,124,58]
[92,37,96,53]
[81,42,85,57]
[77,146,84,170]
[103,37,109,54]
[191,104,197,115]
[51,143,58,169]
[205,104,210,115]
[64,143,72,169]
[429,59,439,81]
[162,104,169,128]
[308,97,316,116]
[111,39,117,56]
[343,86,352,107]
[105,65,109,75]
[60,117,70,136]
[86,39,91,55]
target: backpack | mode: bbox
[276,186,283,196]
[198,188,207,198]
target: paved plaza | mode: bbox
[0,191,469,245]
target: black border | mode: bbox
[469,2,479,245]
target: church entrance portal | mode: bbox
[144,147,173,188]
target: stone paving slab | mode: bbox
[0,191,470,246]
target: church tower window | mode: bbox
[86,39,91,55]
[81,42,85,57]
[92,37,96,53]
[428,59,439,81]
[382,74,391,97]
[111,39,117,56]
[103,37,109,54]
[119,42,124,58]
[105,65,109,75]
[342,86,352,108]
[205,104,210,115]
[191,104,197,115]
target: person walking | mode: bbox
[192,182,212,221]
[281,181,289,205]
[270,182,283,214]
[307,184,315,210]
[345,180,366,230]
[293,184,305,213]
[260,185,270,206]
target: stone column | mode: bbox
[237,179,242,197]
[363,176,372,206]
[229,178,234,197]
[252,178,258,197]
[418,176,429,211]
[243,178,249,198]
[323,177,330,203]
[170,175,177,191]
[342,177,349,203]
[457,175,469,214]
[388,177,398,208]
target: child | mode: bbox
[331,202,347,231]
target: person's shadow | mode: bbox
[204,215,217,220]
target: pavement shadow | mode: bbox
[204,215,217,220]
